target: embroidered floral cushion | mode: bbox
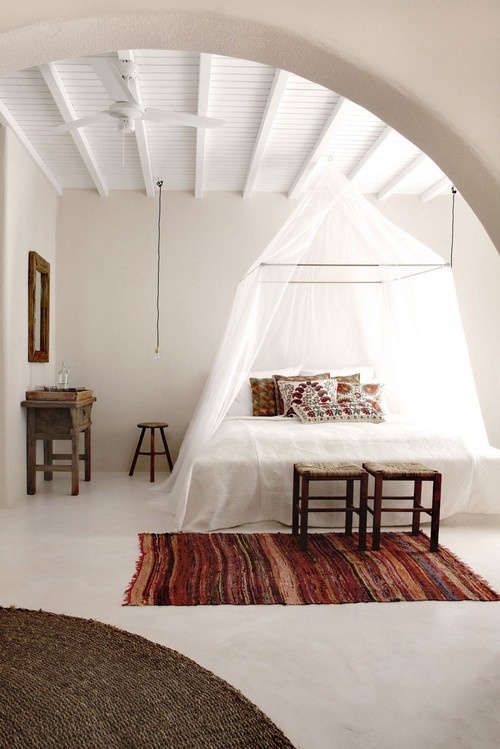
[249,377,278,416]
[292,398,384,424]
[336,381,385,416]
[273,372,330,415]
[278,378,338,418]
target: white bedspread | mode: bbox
[179,415,498,531]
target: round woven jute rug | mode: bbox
[0,608,294,748]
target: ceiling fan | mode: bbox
[55,57,224,134]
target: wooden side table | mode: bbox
[21,396,96,496]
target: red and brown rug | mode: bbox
[124,532,499,606]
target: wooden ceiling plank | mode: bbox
[420,175,452,202]
[348,125,392,181]
[0,99,62,195]
[243,69,289,199]
[39,62,108,196]
[376,153,428,200]
[288,96,346,199]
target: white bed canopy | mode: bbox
[160,164,493,527]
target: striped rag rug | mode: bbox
[124,532,499,606]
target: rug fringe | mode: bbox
[123,533,146,606]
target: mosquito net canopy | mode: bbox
[159,165,493,525]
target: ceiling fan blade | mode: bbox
[89,57,138,105]
[143,109,224,128]
[54,113,109,133]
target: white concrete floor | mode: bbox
[1,472,499,749]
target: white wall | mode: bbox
[0,127,59,504]
[55,188,500,474]
[56,191,292,471]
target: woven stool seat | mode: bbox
[362,462,438,480]
[294,462,365,479]
[137,421,168,429]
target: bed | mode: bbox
[179,414,479,531]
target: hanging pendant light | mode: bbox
[155,179,164,358]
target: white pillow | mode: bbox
[226,368,299,417]
[331,367,375,383]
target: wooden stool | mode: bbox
[129,422,174,482]
[293,463,369,551]
[362,462,442,551]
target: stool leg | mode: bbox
[129,428,146,476]
[430,473,442,551]
[358,474,368,552]
[292,467,300,536]
[412,478,422,535]
[372,473,383,551]
[345,479,354,535]
[43,439,53,481]
[299,477,309,550]
[84,426,91,482]
[159,427,174,472]
[150,428,155,483]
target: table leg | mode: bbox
[43,439,53,481]
[150,428,155,483]
[70,422,80,496]
[26,410,36,495]
[84,426,91,482]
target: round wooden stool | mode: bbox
[129,422,174,482]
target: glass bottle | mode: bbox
[57,362,70,389]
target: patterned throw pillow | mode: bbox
[278,378,338,418]
[293,399,384,424]
[336,382,385,416]
[273,373,330,415]
[249,377,277,417]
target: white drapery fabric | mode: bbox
[159,166,490,527]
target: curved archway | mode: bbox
[0,8,498,251]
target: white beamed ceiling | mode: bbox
[0,50,449,198]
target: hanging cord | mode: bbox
[155,180,163,357]
[450,186,457,267]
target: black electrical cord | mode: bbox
[450,186,457,267]
[156,179,163,355]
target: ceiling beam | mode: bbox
[420,175,452,202]
[0,100,62,195]
[195,53,213,199]
[288,96,346,199]
[377,152,427,200]
[348,125,392,181]
[243,69,289,199]
[40,62,107,197]
[117,50,154,198]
